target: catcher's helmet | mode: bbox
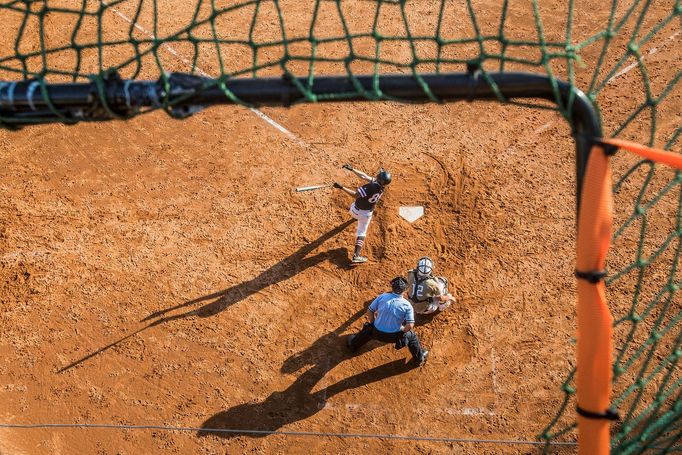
[390,276,408,294]
[376,169,392,186]
[416,256,434,278]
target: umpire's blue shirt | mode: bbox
[369,292,415,333]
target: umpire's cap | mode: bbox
[390,276,408,294]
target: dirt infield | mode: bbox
[0,1,679,454]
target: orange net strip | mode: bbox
[601,138,682,170]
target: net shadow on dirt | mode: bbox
[199,306,418,439]
[57,220,355,373]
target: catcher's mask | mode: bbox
[416,256,434,278]
[390,276,408,294]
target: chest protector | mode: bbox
[407,271,448,303]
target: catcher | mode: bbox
[333,164,391,264]
[406,256,455,315]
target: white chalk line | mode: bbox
[250,108,308,147]
[529,30,681,137]
[491,348,499,395]
[108,7,307,148]
[453,28,679,173]
[532,121,554,135]
[606,30,681,84]
[0,251,55,261]
[500,29,682,147]
[326,402,496,416]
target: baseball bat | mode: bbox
[295,183,333,192]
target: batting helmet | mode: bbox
[416,256,434,278]
[376,169,392,186]
[390,276,408,294]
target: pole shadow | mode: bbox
[58,220,354,373]
[199,305,416,439]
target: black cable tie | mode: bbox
[577,405,620,421]
[281,72,295,107]
[466,61,480,102]
[575,269,607,284]
[592,137,618,156]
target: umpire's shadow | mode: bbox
[199,307,416,438]
[280,305,366,376]
[58,220,354,373]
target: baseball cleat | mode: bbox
[418,350,429,366]
[351,255,368,264]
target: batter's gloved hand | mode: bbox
[333,182,343,189]
[342,164,353,171]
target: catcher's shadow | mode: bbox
[415,311,440,326]
[58,220,354,373]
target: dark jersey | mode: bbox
[355,181,384,211]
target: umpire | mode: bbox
[347,276,429,366]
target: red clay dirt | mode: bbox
[0,1,679,454]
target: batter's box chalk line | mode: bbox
[321,402,496,416]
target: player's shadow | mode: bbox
[57,220,354,373]
[199,307,416,438]
[141,219,355,322]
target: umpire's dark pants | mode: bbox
[349,322,425,361]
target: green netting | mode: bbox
[1,0,681,453]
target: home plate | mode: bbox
[399,206,424,223]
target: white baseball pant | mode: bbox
[349,203,373,237]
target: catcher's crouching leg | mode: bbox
[412,300,438,315]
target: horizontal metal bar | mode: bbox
[0,72,600,135]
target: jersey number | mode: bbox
[412,283,424,297]
[368,192,383,204]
